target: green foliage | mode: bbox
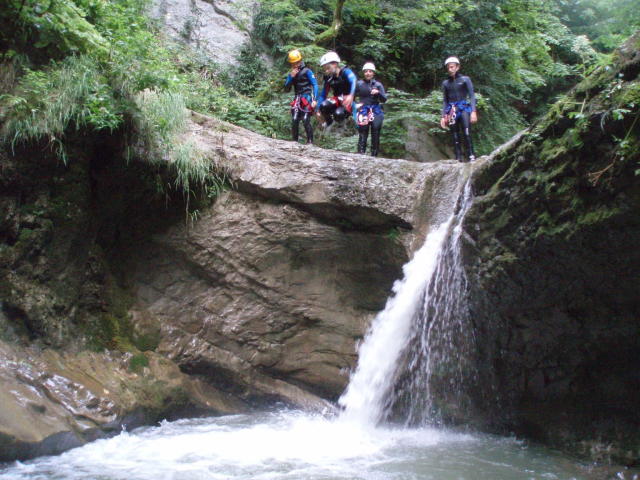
[133,330,161,352]
[0,0,109,59]
[556,0,640,52]
[132,89,227,196]
[0,55,121,158]
[1,0,635,178]
[0,0,229,198]
[228,44,268,96]
[381,89,442,158]
[254,0,324,55]
[133,89,189,152]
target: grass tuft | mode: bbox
[0,55,120,159]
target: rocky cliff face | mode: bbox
[150,0,255,64]
[0,136,246,461]
[0,340,242,462]
[462,35,640,464]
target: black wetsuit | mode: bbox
[442,73,476,161]
[285,62,318,143]
[355,78,387,156]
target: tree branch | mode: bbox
[314,0,345,46]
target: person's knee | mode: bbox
[319,100,335,116]
[334,106,347,121]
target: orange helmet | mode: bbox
[287,49,303,63]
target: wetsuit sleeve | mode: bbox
[284,74,293,91]
[354,79,363,101]
[307,69,318,101]
[345,68,357,96]
[317,81,329,109]
[375,81,387,103]
[441,80,448,116]
[464,76,477,111]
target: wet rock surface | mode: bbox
[0,340,242,462]
[0,114,463,461]
[2,37,637,466]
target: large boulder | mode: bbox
[130,113,467,405]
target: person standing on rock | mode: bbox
[355,62,387,156]
[285,49,318,144]
[315,51,357,128]
[439,56,478,162]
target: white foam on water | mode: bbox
[1,412,481,480]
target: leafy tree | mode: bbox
[0,0,109,61]
[555,0,640,52]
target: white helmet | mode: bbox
[444,56,460,67]
[362,62,376,71]
[320,51,341,66]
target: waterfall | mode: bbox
[339,180,475,427]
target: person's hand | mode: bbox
[291,67,299,76]
[342,94,354,109]
[371,88,379,95]
[470,111,478,123]
[311,100,317,109]
[440,117,447,129]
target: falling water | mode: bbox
[340,181,476,426]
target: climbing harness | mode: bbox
[291,94,312,120]
[356,104,381,126]
[444,100,472,126]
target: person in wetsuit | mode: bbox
[439,56,478,162]
[284,49,318,144]
[315,51,357,127]
[354,62,387,156]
